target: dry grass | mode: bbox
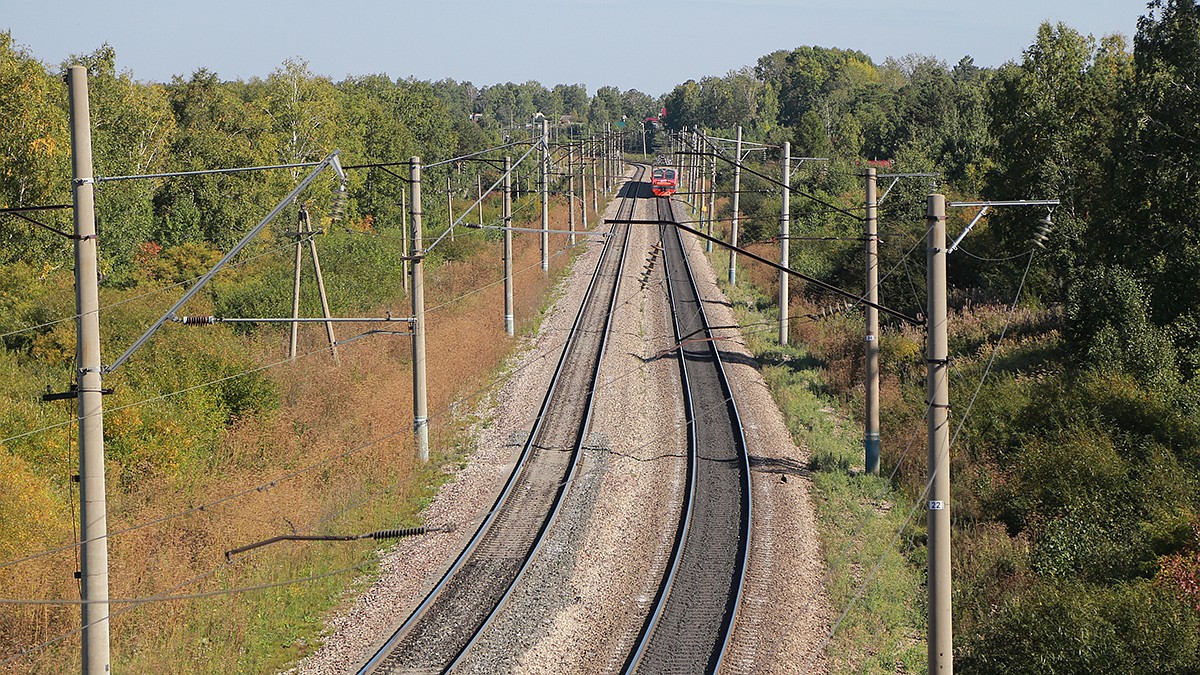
[2,195,599,673]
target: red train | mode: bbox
[650,166,677,197]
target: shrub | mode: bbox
[959,580,1200,674]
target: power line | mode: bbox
[799,249,1039,674]
[0,239,299,342]
[0,236,606,571]
[1,193,614,570]
[0,466,428,667]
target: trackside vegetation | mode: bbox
[4,0,1200,671]
[672,1,1200,671]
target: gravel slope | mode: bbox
[676,220,832,674]
[286,176,830,674]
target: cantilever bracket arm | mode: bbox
[106,151,344,373]
[608,217,920,325]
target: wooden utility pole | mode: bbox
[289,206,339,362]
[504,156,514,336]
[68,63,111,675]
[926,192,951,673]
[779,141,791,346]
[865,168,881,474]
[411,157,429,462]
[728,125,743,286]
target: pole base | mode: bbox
[865,435,881,475]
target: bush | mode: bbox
[959,580,1200,674]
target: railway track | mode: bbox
[623,194,752,674]
[357,167,644,674]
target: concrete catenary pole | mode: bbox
[411,157,429,462]
[779,141,791,346]
[579,142,589,231]
[926,192,952,673]
[476,173,484,226]
[591,136,599,214]
[865,168,881,474]
[696,138,706,245]
[69,63,111,675]
[728,125,743,285]
[677,131,686,205]
[504,156,514,336]
[541,117,550,272]
[568,144,577,246]
[700,147,710,252]
[604,123,612,193]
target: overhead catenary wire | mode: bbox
[798,248,1039,675]
[0,463,427,667]
[0,222,607,572]
[692,132,864,221]
[95,161,325,183]
[2,147,619,658]
[424,142,541,255]
[0,138,563,344]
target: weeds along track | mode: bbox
[358,168,644,674]
[624,195,752,674]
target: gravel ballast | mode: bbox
[287,176,830,674]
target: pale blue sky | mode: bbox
[3,0,1143,95]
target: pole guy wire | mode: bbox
[0,230,605,572]
[797,248,1038,674]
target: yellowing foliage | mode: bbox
[0,451,68,562]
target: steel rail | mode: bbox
[357,167,641,674]
[448,167,642,669]
[625,194,752,674]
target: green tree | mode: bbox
[661,79,702,130]
[0,32,70,266]
[262,58,343,173]
[1105,0,1200,336]
[154,69,277,248]
[793,110,831,157]
[69,44,176,281]
[983,23,1130,302]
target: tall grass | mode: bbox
[0,193,601,673]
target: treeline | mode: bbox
[3,0,1200,669]
[0,32,646,669]
[0,34,655,284]
[659,1,1200,671]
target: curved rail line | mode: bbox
[624,194,753,674]
[358,166,644,674]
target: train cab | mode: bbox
[651,166,677,197]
